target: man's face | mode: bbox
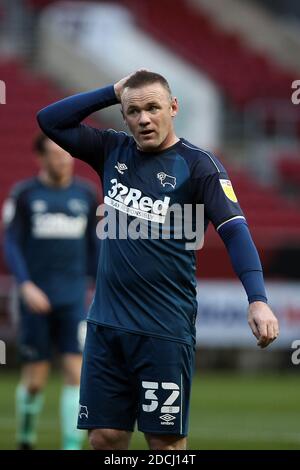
[121,82,178,152]
[39,139,74,182]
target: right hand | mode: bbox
[248,301,279,349]
[114,69,149,102]
[20,281,52,314]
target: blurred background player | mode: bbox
[2,133,99,450]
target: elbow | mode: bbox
[36,108,49,133]
[36,106,56,137]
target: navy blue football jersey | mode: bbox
[37,86,245,345]
[76,131,244,345]
[3,177,98,307]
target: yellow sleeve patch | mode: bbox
[219,179,238,203]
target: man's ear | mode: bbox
[170,97,178,118]
[120,108,128,127]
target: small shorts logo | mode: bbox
[0,80,6,104]
[160,414,175,425]
[0,340,6,365]
[79,404,88,419]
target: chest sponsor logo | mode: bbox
[32,213,87,238]
[157,172,176,189]
[105,178,170,223]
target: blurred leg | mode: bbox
[16,361,50,449]
[60,353,85,450]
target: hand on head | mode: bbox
[114,69,149,101]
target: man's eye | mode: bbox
[128,109,138,115]
[149,106,158,112]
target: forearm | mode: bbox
[220,220,279,348]
[36,85,118,156]
[218,219,267,303]
[37,85,117,132]
[3,235,30,284]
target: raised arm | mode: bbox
[37,85,119,170]
[37,73,135,171]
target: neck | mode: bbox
[38,171,72,188]
[138,133,180,153]
[160,133,179,151]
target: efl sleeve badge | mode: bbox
[219,179,238,203]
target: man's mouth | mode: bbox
[140,129,155,136]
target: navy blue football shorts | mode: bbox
[18,301,87,362]
[77,322,195,436]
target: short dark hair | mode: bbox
[123,71,172,98]
[33,132,50,155]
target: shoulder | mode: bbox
[103,128,132,146]
[178,139,226,177]
[9,177,38,200]
[72,177,98,200]
[2,178,37,225]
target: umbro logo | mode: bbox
[160,414,176,425]
[115,162,128,174]
[79,404,88,419]
[157,172,176,189]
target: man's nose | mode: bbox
[139,111,151,125]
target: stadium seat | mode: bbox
[119,0,297,108]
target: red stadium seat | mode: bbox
[119,0,298,109]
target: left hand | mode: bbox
[248,301,279,348]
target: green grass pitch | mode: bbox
[0,370,299,449]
